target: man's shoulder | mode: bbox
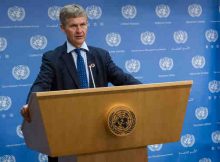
[88,46,108,54]
[43,43,66,58]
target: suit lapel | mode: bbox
[61,51,80,88]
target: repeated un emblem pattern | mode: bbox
[205,29,218,42]
[208,80,220,93]
[159,57,174,71]
[121,5,137,19]
[195,107,208,120]
[125,59,141,73]
[38,153,48,162]
[86,5,102,20]
[48,6,61,20]
[0,155,16,162]
[0,37,7,52]
[211,131,220,143]
[173,30,188,44]
[7,6,25,21]
[148,144,163,152]
[12,65,30,80]
[188,4,202,17]
[0,96,12,111]
[199,158,212,162]
[155,4,170,18]
[16,125,23,138]
[181,134,195,147]
[140,31,155,45]
[106,33,121,47]
[30,35,48,50]
[192,55,205,69]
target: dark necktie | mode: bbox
[74,48,88,88]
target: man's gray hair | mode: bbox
[59,4,87,25]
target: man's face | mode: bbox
[61,16,88,48]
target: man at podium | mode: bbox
[21,4,141,162]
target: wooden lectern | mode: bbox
[22,81,192,162]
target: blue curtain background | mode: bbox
[0,0,219,162]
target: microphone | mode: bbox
[88,63,96,88]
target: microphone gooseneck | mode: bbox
[89,64,96,88]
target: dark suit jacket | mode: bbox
[27,43,141,102]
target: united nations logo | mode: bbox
[30,35,48,50]
[148,144,163,152]
[107,106,136,136]
[121,5,137,19]
[125,59,141,73]
[12,65,30,80]
[0,37,7,52]
[155,4,171,18]
[199,158,212,162]
[0,155,16,162]
[211,131,220,143]
[208,80,220,93]
[140,31,156,45]
[38,153,48,162]
[205,29,218,43]
[106,32,121,47]
[86,5,102,20]
[188,4,202,17]
[195,107,208,120]
[181,134,195,147]
[8,6,25,21]
[0,96,12,111]
[192,55,205,69]
[173,30,188,44]
[159,57,174,71]
[48,6,61,21]
[16,125,23,138]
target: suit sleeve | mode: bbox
[105,51,142,85]
[26,53,55,103]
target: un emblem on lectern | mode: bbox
[107,106,136,136]
[0,155,16,162]
[8,6,25,21]
[199,158,212,162]
[0,37,7,52]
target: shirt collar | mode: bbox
[66,40,89,53]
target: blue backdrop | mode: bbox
[0,0,220,162]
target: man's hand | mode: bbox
[20,104,31,123]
